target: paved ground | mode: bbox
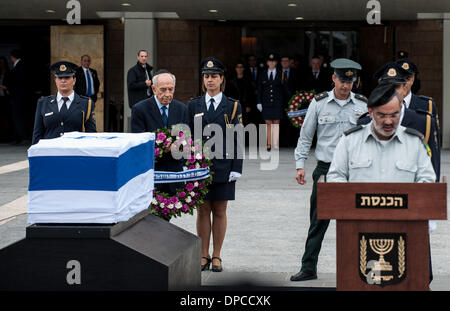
[0,143,449,290]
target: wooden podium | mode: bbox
[317,182,447,291]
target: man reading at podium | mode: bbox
[327,82,435,183]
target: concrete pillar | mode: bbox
[123,12,157,133]
[443,14,450,148]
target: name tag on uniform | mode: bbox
[195,112,204,117]
[44,112,54,117]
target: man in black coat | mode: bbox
[304,55,332,93]
[127,50,153,108]
[131,70,189,194]
[74,55,100,103]
[7,49,29,144]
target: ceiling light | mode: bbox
[121,3,132,6]
[209,9,218,13]
[295,16,304,20]
[288,3,297,7]
[45,9,56,13]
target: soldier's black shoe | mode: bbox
[290,271,317,281]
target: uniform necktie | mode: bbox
[60,97,69,118]
[208,98,215,120]
[86,69,93,97]
[269,71,273,81]
[161,105,168,127]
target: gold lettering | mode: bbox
[394,197,403,207]
[371,196,381,206]
[361,196,371,206]
[380,196,386,206]
[386,196,394,206]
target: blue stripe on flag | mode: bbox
[28,140,154,191]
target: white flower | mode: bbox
[160,203,165,208]
[190,191,195,197]
[186,196,192,203]
[195,153,202,160]
[152,198,157,205]
[195,163,200,169]
[167,137,172,142]
[175,202,182,209]
[156,140,162,144]
[168,204,174,209]
[194,182,199,187]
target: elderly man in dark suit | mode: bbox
[127,50,153,108]
[74,54,100,103]
[131,70,189,195]
[304,55,332,93]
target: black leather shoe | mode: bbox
[290,271,317,281]
[201,257,211,271]
[211,257,222,272]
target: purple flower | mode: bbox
[181,204,189,212]
[201,162,207,168]
[157,132,167,141]
[178,132,184,138]
[178,191,186,198]
[153,206,159,212]
[156,195,164,202]
[188,155,196,164]
[198,182,204,189]
[189,200,195,206]
[154,148,160,156]
[163,198,169,205]
[194,193,200,198]
[188,165,195,170]
[170,197,179,204]
[186,183,195,191]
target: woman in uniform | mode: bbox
[32,61,96,145]
[188,57,243,272]
[257,53,289,150]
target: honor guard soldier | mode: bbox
[395,58,439,129]
[291,58,368,281]
[358,62,441,182]
[32,61,96,145]
[188,57,243,273]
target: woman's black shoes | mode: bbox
[201,257,211,271]
[211,257,223,272]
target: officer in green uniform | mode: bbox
[291,58,368,281]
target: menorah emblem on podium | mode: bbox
[369,239,394,271]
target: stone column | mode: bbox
[443,14,450,148]
[123,12,157,132]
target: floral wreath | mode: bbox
[150,127,213,220]
[285,90,316,128]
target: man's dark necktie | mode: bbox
[269,71,273,81]
[86,69,93,97]
[60,97,69,119]
[208,98,215,120]
[161,105,168,127]
[252,68,256,81]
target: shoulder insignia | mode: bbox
[188,96,202,103]
[354,93,368,103]
[344,125,363,136]
[227,97,239,103]
[418,95,433,101]
[314,91,328,101]
[406,127,432,157]
[357,111,370,120]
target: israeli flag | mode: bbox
[27,132,155,224]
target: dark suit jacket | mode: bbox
[131,96,189,193]
[357,108,440,181]
[304,68,332,93]
[410,94,439,120]
[187,94,243,183]
[32,93,96,145]
[127,62,153,108]
[6,59,27,103]
[74,66,100,103]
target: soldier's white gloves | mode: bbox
[257,104,262,112]
[228,171,241,182]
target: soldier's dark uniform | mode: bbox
[187,58,243,201]
[32,61,96,145]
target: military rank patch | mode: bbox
[359,233,407,287]
[314,91,328,101]
[354,93,368,103]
